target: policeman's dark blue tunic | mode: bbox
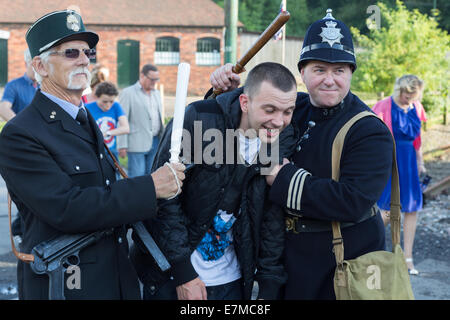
[269,91,393,299]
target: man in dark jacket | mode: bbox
[210,9,393,299]
[131,62,297,300]
[0,10,184,300]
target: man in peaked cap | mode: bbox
[210,9,394,299]
[0,10,185,299]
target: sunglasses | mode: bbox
[49,48,96,60]
[144,74,160,82]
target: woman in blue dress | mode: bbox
[373,75,426,275]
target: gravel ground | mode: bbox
[415,121,450,264]
[0,251,17,298]
[385,194,450,263]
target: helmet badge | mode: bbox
[319,20,344,47]
[66,11,80,32]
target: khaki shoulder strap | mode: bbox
[331,111,375,181]
[330,111,401,269]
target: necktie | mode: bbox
[76,108,95,141]
[76,107,88,124]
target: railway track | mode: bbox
[424,175,450,198]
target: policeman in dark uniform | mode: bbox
[0,10,185,299]
[210,9,393,299]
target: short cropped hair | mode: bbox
[141,64,158,75]
[393,74,424,100]
[244,62,297,98]
[33,50,52,84]
[95,81,119,97]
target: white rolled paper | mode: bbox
[169,62,190,163]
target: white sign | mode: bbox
[0,30,10,39]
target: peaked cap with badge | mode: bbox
[298,9,357,72]
[26,10,99,58]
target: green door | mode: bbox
[117,39,140,88]
[0,39,7,86]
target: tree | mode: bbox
[351,1,449,116]
[403,0,450,33]
[212,0,449,37]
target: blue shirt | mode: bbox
[1,73,37,114]
[86,101,125,151]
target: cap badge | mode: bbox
[66,12,80,32]
[319,20,343,47]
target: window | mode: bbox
[155,37,180,65]
[0,30,10,86]
[196,37,220,66]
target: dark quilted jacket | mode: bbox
[131,88,296,299]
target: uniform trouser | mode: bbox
[283,213,385,300]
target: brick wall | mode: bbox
[0,24,225,95]
[0,24,29,82]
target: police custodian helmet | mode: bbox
[298,9,357,72]
[26,10,99,58]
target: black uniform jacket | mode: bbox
[0,90,158,299]
[269,91,394,299]
[270,91,393,222]
[131,88,294,300]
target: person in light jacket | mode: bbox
[117,64,164,177]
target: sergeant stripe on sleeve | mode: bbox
[287,168,310,210]
[288,170,302,209]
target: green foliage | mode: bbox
[119,155,128,169]
[164,116,173,125]
[214,0,337,37]
[403,0,450,33]
[213,0,449,38]
[351,1,449,114]
[212,0,449,115]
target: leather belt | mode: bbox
[285,206,377,233]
